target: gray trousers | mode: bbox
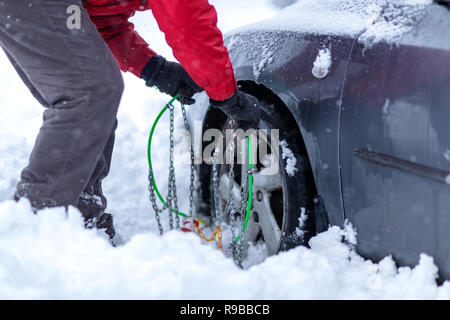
[0,0,124,214]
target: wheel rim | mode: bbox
[217,129,285,257]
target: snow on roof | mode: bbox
[229,0,433,45]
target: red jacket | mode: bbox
[83,0,237,101]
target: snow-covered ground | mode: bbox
[0,0,450,299]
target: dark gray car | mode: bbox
[190,0,450,278]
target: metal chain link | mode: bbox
[148,168,164,235]
[148,101,195,234]
[167,102,176,230]
[181,105,195,220]
[148,102,250,267]
[235,167,250,267]
[223,130,250,268]
[212,162,221,226]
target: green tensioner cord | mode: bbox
[147,95,253,242]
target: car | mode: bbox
[188,0,450,278]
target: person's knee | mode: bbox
[90,65,124,117]
[101,67,124,110]
[107,67,124,103]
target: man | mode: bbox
[0,0,260,239]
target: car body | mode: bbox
[189,1,450,278]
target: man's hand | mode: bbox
[142,55,203,105]
[210,89,261,130]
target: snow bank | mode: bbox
[0,199,449,299]
[231,0,433,46]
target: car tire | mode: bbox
[198,94,317,256]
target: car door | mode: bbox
[339,4,450,278]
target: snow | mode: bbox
[294,207,308,240]
[299,207,307,228]
[279,140,298,177]
[253,44,275,81]
[271,0,297,8]
[0,199,449,299]
[231,0,433,47]
[383,98,391,115]
[0,0,449,299]
[312,48,332,79]
[444,150,450,162]
[443,152,450,184]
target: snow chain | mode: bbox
[147,97,253,267]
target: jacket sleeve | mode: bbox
[88,12,157,77]
[148,0,237,101]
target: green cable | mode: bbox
[147,95,189,218]
[234,135,253,243]
[147,95,253,236]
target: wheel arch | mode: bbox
[202,80,308,155]
[200,81,330,234]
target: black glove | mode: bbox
[141,55,203,105]
[210,89,261,130]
